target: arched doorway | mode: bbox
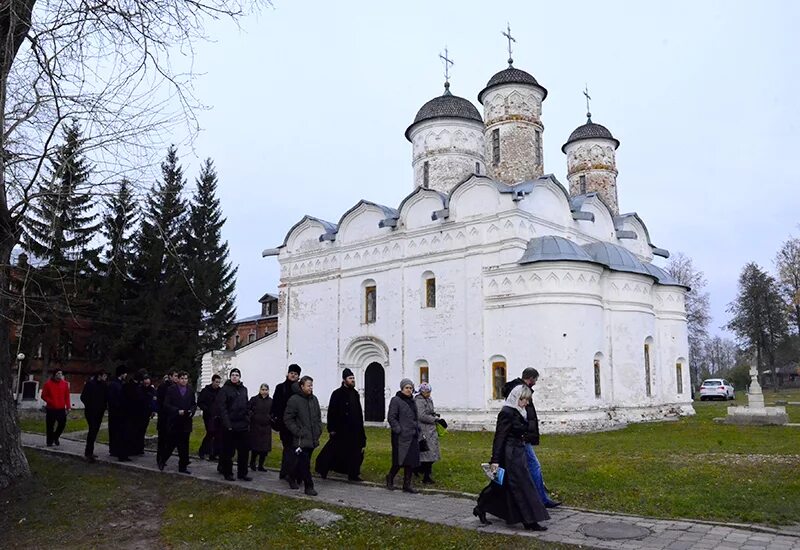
[364,362,385,422]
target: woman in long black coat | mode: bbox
[474,384,550,531]
[248,384,273,472]
[386,378,421,493]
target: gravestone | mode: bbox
[725,361,788,425]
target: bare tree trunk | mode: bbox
[0,239,31,489]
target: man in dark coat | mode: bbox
[80,369,108,463]
[124,370,148,456]
[156,370,179,466]
[271,363,301,481]
[107,365,130,461]
[160,371,197,473]
[501,367,560,508]
[284,375,323,495]
[315,368,366,481]
[215,368,251,481]
[197,374,222,460]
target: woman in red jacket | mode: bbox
[41,369,71,446]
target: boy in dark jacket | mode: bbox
[197,374,222,460]
[284,375,322,495]
[80,369,108,462]
[215,368,251,481]
[272,364,301,481]
[159,371,197,474]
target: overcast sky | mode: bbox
[174,0,798,338]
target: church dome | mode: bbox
[519,235,595,265]
[581,242,651,277]
[478,66,548,103]
[561,118,620,152]
[405,84,483,141]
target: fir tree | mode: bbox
[188,159,237,353]
[130,146,195,376]
[22,121,100,272]
[95,179,139,362]
[19,121,100,378]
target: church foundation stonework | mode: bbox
[205,47,695,433]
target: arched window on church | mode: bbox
[675,358,686,394]
[593,352,603,398]
[363,279,377,324]
[490,356,507,400]
[422,271,436,308]
[644,337,654,397]
[416,359,429,384]
[423,161,430,188]
[579,174,587,194]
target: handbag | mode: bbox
[419,437,430,452]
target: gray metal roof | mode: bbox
[561,117,620,152]
[641,263,688,288]
[280,215,338,248]
[581,242,652,277]
[405,85,483,141]
[478,65,548,103]
[518,236,595,265]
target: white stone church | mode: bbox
[202,54,695,432]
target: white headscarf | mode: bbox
[504,384,528,420]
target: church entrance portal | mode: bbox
[364,362,385,422]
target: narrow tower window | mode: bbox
[425,277,436,308]
[365,285,377,323]
[475,162,481,175]
[579,175,587,194]
[534,130,541,164]
[492,129,500,165]
[593,359,601,397]
[423,161,430,188]
[676,363,683,394]
[644,343,652,397]
[492,360,507,399]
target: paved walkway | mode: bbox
[22,432,800,550]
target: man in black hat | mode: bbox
[107,364,130,461]
[315,368,367,481]
[271,363,301,482]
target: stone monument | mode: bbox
[725,359,788,426]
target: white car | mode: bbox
[699,378,735,401]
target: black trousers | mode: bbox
[108,411,128,459]
[45,409,67,445]
[164,430,190,470]
[84,412,104,457]
[198,415,219,458]
[279,430,295,479]
[220,429,250,478]
[292,447,314,488]
[156,418,169,464]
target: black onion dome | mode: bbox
[478,66,548,103]
[405,85,483,141]
[561,118,620,152]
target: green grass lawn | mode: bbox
[18,410,91,434]
[0,451,574,549]
[24,390,800,526]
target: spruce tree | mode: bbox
[188,159,237,353]
[95,179,139,362]
[23,121,100,271]
[131,146,195,376]
[19,121,100,378]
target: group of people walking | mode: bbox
[47,362,559,531]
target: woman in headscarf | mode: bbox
[248,383,273,472]
[386,378,421,493]
[473,384,550,531]
[414,382,443,484]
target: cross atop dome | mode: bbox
[439,47,454,94]
[502,23,516,67]
[583,83,592,122]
